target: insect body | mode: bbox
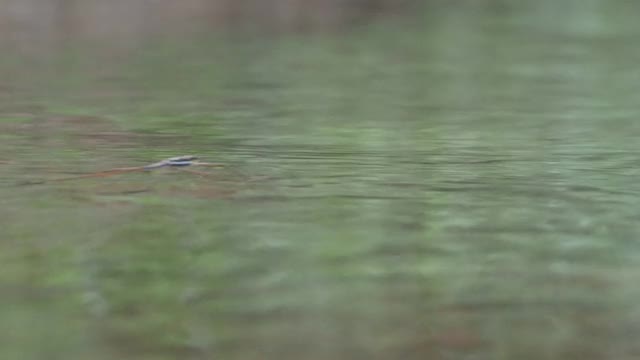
[143,155,199,170]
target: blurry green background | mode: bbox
[2,1,640,359]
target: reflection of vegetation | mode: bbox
[2,3,640,360]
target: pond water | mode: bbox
[2,3,640,360]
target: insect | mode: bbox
[143,155,202,169]
[36,155,224,183]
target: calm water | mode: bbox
[2,3,640,360]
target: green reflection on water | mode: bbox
[2,2,640,360]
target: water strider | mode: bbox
[17,155,225,185]
[142,155,202,169]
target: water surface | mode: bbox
[2,3,640,360]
